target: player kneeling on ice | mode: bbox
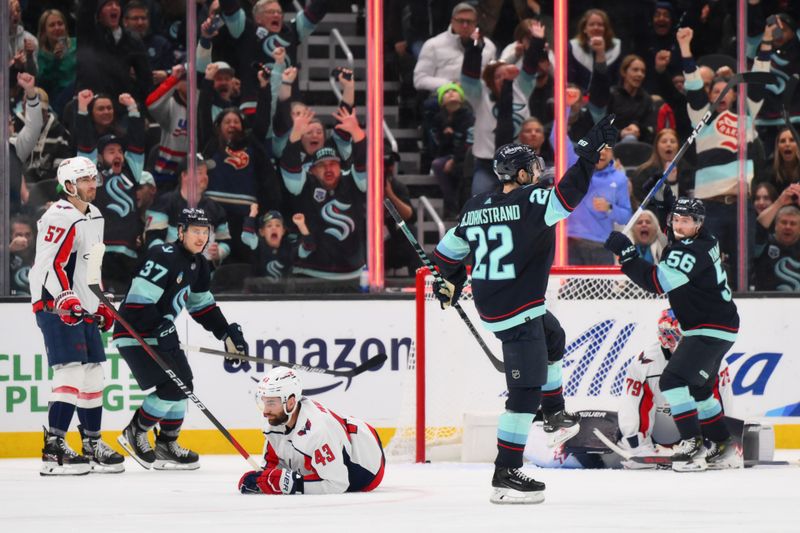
[238,367,385,495]
[31,156,124,475]
[114,208,249,470]
[605,198,740,472]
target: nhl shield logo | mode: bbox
[313,188,327,203]
[768,245,780,259]
[511,369,520,380]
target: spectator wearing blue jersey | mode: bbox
[568,147,632,265]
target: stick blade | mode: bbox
[350,353,388,377]
[86,242,106,287]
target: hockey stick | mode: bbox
[383,198,505,372]
[622,70,777,233]
[592,428,673,466]
[182,344,387,378]
[84,243,262,471]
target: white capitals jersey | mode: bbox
[29,199,104,313]
[619,341,733,447]
[261,398,385,495]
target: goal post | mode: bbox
[386,266,668,463]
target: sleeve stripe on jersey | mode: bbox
[638,382,654,436]
[433,249,460,264]
[655,263,690,293]
[553,182,576,212]
[53,222,79,291]
[650,267,664,294]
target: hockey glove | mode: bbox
[575,114,618,164]
[238,468,304,495]
[154,319,179,352]
[94,303,116,332]
[604,231,638,264]
[433,277,464,310]
[55,290,84,326]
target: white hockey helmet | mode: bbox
[57,156,97,196]
[255,367,303,415]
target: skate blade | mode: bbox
[707,459,743,470]
[153,460,200,471]
[490,487,545,505]
[89,461,126,474]
[40,461,91,476]
[117,434,153,470]
[545,423,580,448]
[672,459,708,472]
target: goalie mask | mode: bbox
[255,367,303,416]
[657,308,682,352]
[493,143,545,184]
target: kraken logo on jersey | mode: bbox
[265,259,285,281]
[14,265,30,294]
[321,199,355,241]
[259,33,293,65]
[169,286,191,321]
[224,147,250,170]
[775,257,800,291]
[105,175,135,217]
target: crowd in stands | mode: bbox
[386,0,800,291]
[6,0,800,296]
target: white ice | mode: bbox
[2,453,799,533]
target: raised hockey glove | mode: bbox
[154,319,179,352]
[238,468,304,495]
[55,290,84,326]
[604,231,638,264]
[94,303,116,332]
[575,114,618,164]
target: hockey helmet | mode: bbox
[657,308,682,351]
[493,143,545,183]
[57,156,98,196]
[671,197,705,224]
[255,367,303,416]
[177,207,211,230]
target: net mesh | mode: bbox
[385,268,666,462]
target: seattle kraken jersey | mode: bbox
[280,138,367,279]
[94,172,143,258]
[433,157,596,331]
[621,227,740,341]
[113,243,227,346]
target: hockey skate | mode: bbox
[542,410,581,447]
[118,423,155,470]
[153,437,200,470]
[671,436,707,472]
[490,467,545,504]
[79,425,125,473]
[40,427,91,476]
[706,437,743,470]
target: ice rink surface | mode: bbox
[2,453,799,533]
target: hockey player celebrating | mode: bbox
[617,308,741,470]
[605,198,740,472]
[30,156,124,475]
[238,367,385,495]
[114,208,249,470]
[431,114,619,504]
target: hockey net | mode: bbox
[385,266,667,463]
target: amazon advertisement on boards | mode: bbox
[1,298,798,443]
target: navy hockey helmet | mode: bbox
[493,143,545,183]
[177,208,211,230]
[671,197,705,224]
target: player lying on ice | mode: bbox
[238,367,385,494]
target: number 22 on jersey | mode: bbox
[466,225,515,281]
